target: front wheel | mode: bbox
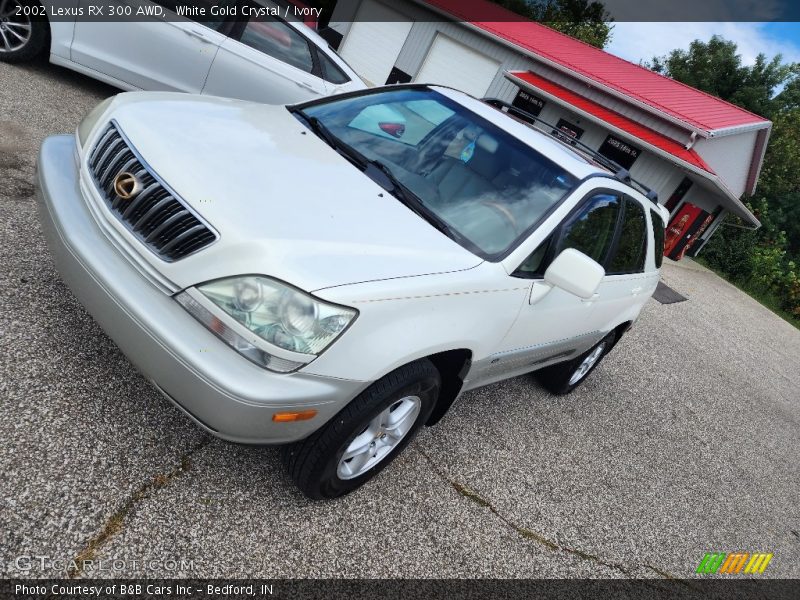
[536,331,616,395]
[283,359,440,500]
[0,1,48,63]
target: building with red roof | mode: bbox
[327,0,772,258]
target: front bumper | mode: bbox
[35,135,367,444]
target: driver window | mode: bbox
[555,193,621,265]
[513,193,621,279]
[513,237,551,279]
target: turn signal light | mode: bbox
[272,410,318,423]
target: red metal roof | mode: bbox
[422,0,770,134]
[509,71,715,174]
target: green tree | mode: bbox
[489,0,613,48]
[651,36,800,321]
[649,36,795,119]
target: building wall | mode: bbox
[693,130,759,198]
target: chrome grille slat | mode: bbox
[121,182,161,218]
[159,225,208,255]
[90,128,117,164]
[87,123,216,261]
[145,210,190,244]
[95,138,127,180]
[132,196,174,232]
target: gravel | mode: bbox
[1,59,798,580]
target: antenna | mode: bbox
[482,98,660,204]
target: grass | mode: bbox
[694,258,800,331]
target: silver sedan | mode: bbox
[0,0,366,104]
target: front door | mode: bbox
[71,1,229,92]
[470,192,628,387]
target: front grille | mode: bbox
[88,122,217,261]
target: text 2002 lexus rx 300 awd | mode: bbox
[36,86,667,498]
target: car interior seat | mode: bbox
[426,134,503,204]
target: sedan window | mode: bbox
[238,14,314,73]
[319,53,351,85]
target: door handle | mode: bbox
[183,27,212,43]
[295,80,317,91]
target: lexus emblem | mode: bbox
[113,172,141,200]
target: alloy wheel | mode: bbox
[568,342,607,386]
[337,395,422,480]
[0,0,32,53]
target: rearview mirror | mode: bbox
[544,249,605,299]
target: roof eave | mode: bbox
[708,121,772,138]
[504,71,760,227]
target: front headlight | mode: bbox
[176,276,357,371]
[77,96,115,151]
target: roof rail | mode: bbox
[482,98,660,204]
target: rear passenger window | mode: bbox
[607,197,647,274]
[319,53,351,85]
[555,193,621,265]
[238,14,314,73]
[651,210,665,268]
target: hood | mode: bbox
[106,93,482,292]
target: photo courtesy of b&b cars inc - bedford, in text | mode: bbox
[0,0,798,599]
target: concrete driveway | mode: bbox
[1,60,798,580]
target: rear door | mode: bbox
[71,1,230,92]
[586,193,655,331]
[202,3,329,104]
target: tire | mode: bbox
[535,331,616,395]
[0,1,49,64]
[283,359,440,500]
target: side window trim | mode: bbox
[605,195,648,276]
[651,208,666,269]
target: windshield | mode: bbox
[298,88,578,259]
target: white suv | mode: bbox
[36,84,668,499]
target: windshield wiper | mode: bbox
[302,115,366,166]
[297,113,462,243]
[366,159,462,243]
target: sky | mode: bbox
[606,22,800,67]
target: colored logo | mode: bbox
[696,552,773,574]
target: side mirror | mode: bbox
[543,249,605,299]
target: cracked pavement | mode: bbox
[1,60,799,580]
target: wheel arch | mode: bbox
[423,348,472,426]
[610,320,634,349]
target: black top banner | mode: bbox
[17,0,800,23]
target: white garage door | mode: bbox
[415,34,501,97]
[339,1,413,87]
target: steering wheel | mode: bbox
[481,201,519,236]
